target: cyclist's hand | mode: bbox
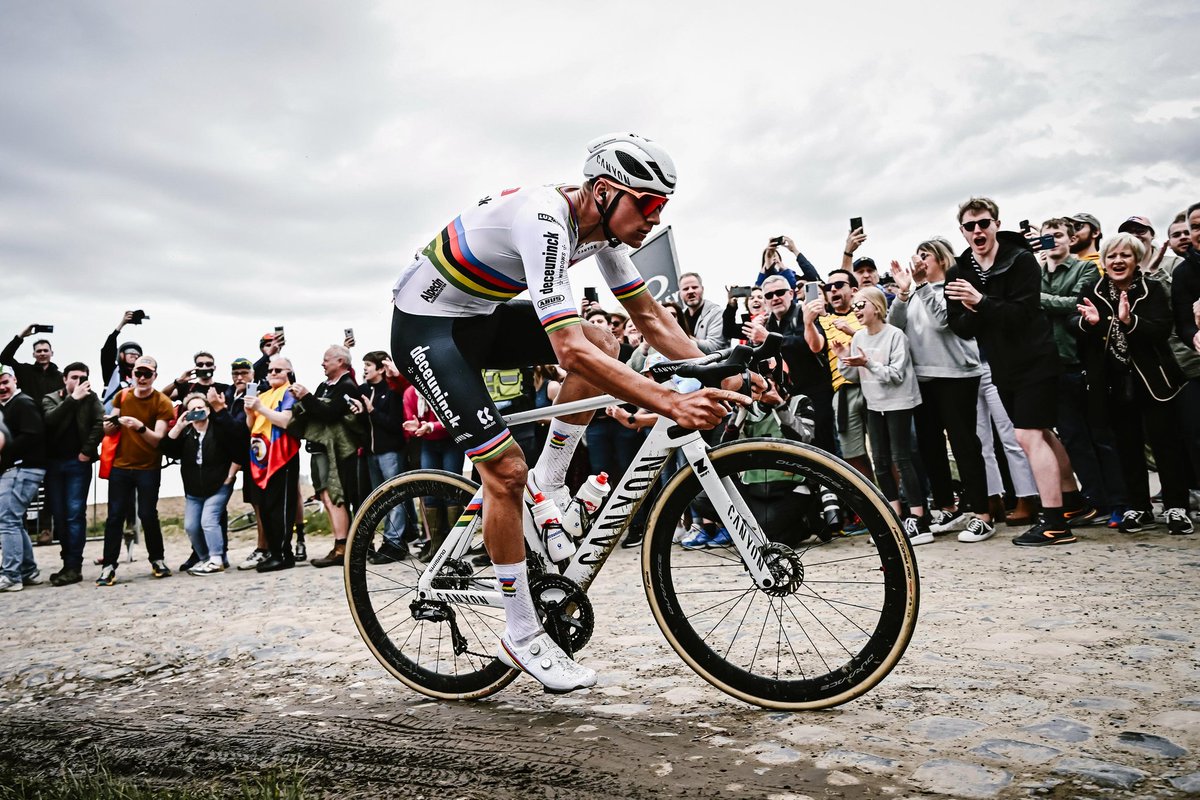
[672,388,749,430]
[720,372,767,399]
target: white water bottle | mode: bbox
[562,472,612,539]
[531,492,576,562]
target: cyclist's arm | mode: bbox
[620,290,705,361]
[546,324,679,417]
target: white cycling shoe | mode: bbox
[498,631,596,694]
[526,475,572,517]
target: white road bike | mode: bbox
[344,336,919,710]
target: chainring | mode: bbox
[529,573,594,657]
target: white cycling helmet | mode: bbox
[583,133,676,196]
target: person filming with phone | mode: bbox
[1,325,63,403]
[164,351,228,402]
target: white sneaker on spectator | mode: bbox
[957,517,996,543]
[497,632,596,694]
[1165,508,1194,535]
[903,516,934,546]
[237,550,267,570]
[0,575,23,592]
[930,509,970,534]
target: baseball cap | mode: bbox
[1068,213,1102,232]
[231,357,253,370]
[852,257,878,271]
[118,341,143,355]
[1117,215,1154,235]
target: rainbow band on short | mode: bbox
[465,429,515,463]
[423,216,528,300]
[539,309,581,334]
[612,277,647,302]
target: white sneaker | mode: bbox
[237,550,267,570]
[903,516,934,546]
[188,559,225,575]
[497,632,596,694]
[0,575,23,592]
[1165,507,1194,535]
[957,517,996,543]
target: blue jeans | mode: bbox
[44,458,92,570]
[184,484,233,562]
[367,451,407,545]
[420,439,463,508]
[103,467,164,566]
[0,468,45,582]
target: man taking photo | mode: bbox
[1,327,63,403]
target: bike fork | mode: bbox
[677,436,777,591]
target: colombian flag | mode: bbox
[249,385,300,489]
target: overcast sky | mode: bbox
[2,0,1198,388]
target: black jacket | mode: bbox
[0,392,47,472]
[160,413,245,497]
[0,337,63,403]
[947,231,1060,386]
[766,301,832,399]
[1077,274,1184,413]
[297,373,365,452]
[360,380,406,455]
[42,389,105,460]
[1172,248,1200,352]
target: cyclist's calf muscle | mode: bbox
[478,446,528,565]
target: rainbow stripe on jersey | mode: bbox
[612,277,647,302]
[465,429,515,463]
[422,217,528,300]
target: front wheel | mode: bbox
[642,439,919,710]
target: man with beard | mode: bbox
[818,269,873,480]
[676,272,729,354]
[946,197,1090,546]
[1067,212,1102,267]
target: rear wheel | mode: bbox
[345,470,517,700]
[642,439,919,710]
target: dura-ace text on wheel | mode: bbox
[643,439,919,710]
[344,470,517,700]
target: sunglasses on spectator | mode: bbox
[195,361,215,368]
[133,368,154,378]
[824,281,849,291]
[763,288,791,299]
[267,367,289,374]
[851,301,868,311]
[961,219,995,232]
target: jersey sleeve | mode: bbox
[595,246,649,304]
[513,199,581,334]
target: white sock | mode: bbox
[532,420,587,490]
[493,561,542,644]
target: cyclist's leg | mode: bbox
[392,306,595,691]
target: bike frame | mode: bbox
[416,394,778,608]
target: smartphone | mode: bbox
[583,286,599,303]
[804,282,821,304]
[850,217,863,233]
[729,285,752,298]
[31,324,54,334]
[740,313,751,324]
[244,382,258,398]
[1035,233,1056,251]
[344,327,354,342]
[274,325,285,339]
[183,409,206,422]
[1019,219,1032,234]
[770,236,785,246]
[130,310,148,324]
[104,415,119,425]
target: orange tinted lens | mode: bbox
[634,193,668,217]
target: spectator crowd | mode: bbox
[1,197,1198,591]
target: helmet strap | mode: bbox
[593,189,624,248]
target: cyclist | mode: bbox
[390,133,750,693]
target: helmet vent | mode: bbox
[647,161,675,189]
[615,150,653,181]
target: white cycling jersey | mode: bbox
[392,185,648,333]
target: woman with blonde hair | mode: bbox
[834,286,931,544]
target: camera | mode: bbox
[130,310,149,325]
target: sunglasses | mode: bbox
[195,361,215,368]
[267,367,289,374]
[961,219,995,232]
[851,301,869,311]
[763,288,791,299]
[824,281,849,291]
[606,181,668,218]
[133,369,155,378]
